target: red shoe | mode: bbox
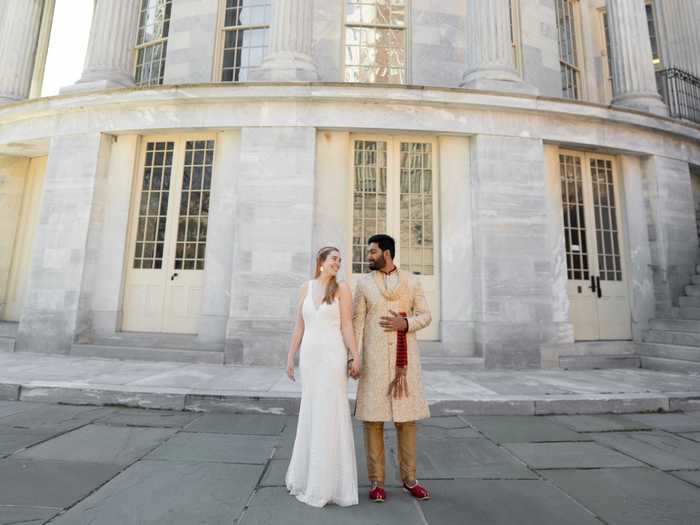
[403,481,431,501]
[369,484,386,503]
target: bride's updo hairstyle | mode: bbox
[314,246,340,305]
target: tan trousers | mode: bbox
[364,421,416,484]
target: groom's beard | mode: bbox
[369,255,386,271]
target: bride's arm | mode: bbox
[286,282,308,381]
[339,282,361,377]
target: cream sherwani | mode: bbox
[352,269,431,423]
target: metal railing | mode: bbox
[656,67,700,124]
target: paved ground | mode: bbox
[1,401,700,524]
[1,352,700,415]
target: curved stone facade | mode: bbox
[0,0,699,369]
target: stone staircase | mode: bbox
[640,264,700,373]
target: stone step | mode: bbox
[680,296,700,308]
[70,344,224,364]
[680,306,700,320]
[420,356,485,370]
[649,318,700,332]
[685,285,700,297]
[83,333,223,352]
[644,329,700,347]
[640,343,700,363]
[558,354,640,370]
[691,275,700,285]
[696,264,700,274]
[0,338,15,353]
[0,322,18,338]
[641,356,700,374]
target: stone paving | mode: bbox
[2,352,700,415]
[1,401,700,524]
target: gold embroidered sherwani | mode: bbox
[353,269,431,423]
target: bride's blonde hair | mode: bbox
[314,246,340,305]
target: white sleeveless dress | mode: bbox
[285,281,359,507]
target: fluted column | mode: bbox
[0,0,44,104]
[608,0,667,115]
[65,0,141,92]
[250,0,318,81]
[461,0,536,94]
[654,0,700,77]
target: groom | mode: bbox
[353,234,432,502]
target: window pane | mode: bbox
[344,1,407,84]
[132,141,175,269]
[174,140,216,270]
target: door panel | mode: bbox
[122,137,213,334]
[350,136,440,341]
[560,150,631,341]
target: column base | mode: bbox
[0,95,23,105]
[461,69,539,96]
[60,75,135,95]
[249,52,319,82]
[612,92,668,117]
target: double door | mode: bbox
[122,136,215,334]
[349,136,440,340]
[560,150,631,340]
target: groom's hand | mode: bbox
[380,310,409,332]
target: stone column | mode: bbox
[654,0,700,76]
[607,0,667,115]
[461,0,536,94]
[250,0,318,81]
[65,0,141,92]
[16,133,110,354]
[0,0,44,104]
[225,127,316,365]
[470,135,556,368]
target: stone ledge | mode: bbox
[19,386,186,410]
[0,383,20,401]
[4,381,698,416]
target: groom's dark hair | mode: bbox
[368,234,395,259]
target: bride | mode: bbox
[285,246,361,508]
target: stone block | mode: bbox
[544,468,700,525]
[463,415,588,443]
[420,479,601,525]
[147,432,278,464]
[185,394,300,416]
[48,460,263,525]
[0,383,19,401]
[503,442,644,469]
[20,386,186,411]
[534,395,669,415]
[0,458,122,508]
[591,431,700,470]
[18,424,175,465]
[183,413,285,435]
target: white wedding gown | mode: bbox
[285,281,359,507]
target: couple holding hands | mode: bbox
[285,234,432,508]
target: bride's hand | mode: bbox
[287,357,295,382]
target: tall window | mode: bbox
[344,0,407,84]
[135,0,172,86]
[555,0,581,99]
[645,2,660,66]
[509,0,523,76]
[220,0,272,82]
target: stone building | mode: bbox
[0,0,699,370]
